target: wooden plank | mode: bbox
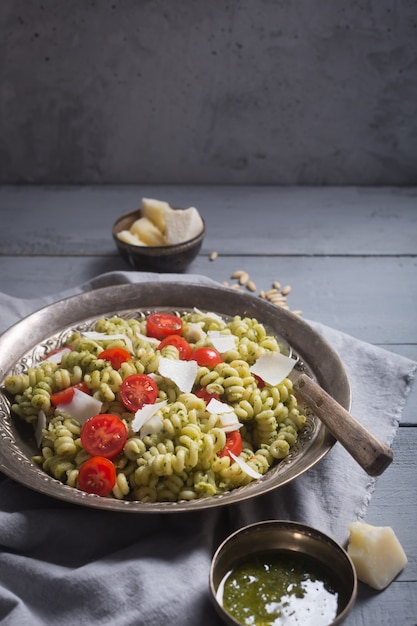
[0,186,416,255]
[345,582,417,626]
[1,254,416,346]
[345,427,417,623]
[365,427,417,578]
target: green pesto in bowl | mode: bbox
[210,521,357,626]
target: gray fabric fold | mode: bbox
[0,271,415,626]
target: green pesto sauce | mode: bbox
[219,551,339,626]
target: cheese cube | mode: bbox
[141,197,173,233]
[164,207,204,244]
[117,229,147,246]
[347,522,407,590]
[130,217,165,246]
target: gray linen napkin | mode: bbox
[0,271,415,626]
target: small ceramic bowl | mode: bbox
[112,208,205,273]
[210,520,357,626]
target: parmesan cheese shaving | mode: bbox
[220,417,243,433]
[250,352,297,386]
[183,323,206,343]
[82,332,134,354]
[44,347,72,364]
[207,331,237,353]
[135,332,160,346]
[206,398,242,432]
[56,388,103,425]
[192,307,224,324]
[140,414,164,438]
[229,451,262,479]
[131,400,167,433]
[206,398,233,414]
[158,356,198,393]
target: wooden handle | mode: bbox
[293,373,393,476]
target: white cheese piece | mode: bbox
[82,332,133,354]
[130,216,166,246]
[131,400,167,433]
[141,197,173,233]
[117,230,147,246]
[56,388,103,426]
[158,356,198,393]
[135,331,160,346]
[229,451,262,479]
[250,352,297,386]
[44,347,72,364]
[193,307,224,324]
[347,522,408,590]
[183,323,207,343]
[219,415,243,433]
[35,410,47,447]
[206,398,242,432]
[206,398,234,414]
[207,331,237,354]
[164,207,204,245]
[140,414,164,438]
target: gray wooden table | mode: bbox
[0,185,416,625]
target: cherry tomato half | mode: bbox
[78,456,116,496]
[190,347,223,368]
[158,335,193,360]
[195,387,221,404]
[99,347,131,370]
[50,382,90,407]
[119,374,158,412]
[146,313,183,340]
[217,431,243,459]
[80,413,127,459]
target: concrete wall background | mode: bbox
[1,0,416,185]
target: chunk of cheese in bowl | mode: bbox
[117,198,204,247]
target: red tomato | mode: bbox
[158,335,193,360]
[50,382,90,407]
[146,313,183,340]
[195,387,220,403]
[190,347,223,368]
[99,347,131,370]
[253,374,266,389]
[119,374,158,412]
[218,431,243,459]
[80,413,127,459]
[78,456,116,496]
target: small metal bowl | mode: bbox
[210,520,357,626]
[112,208,205,273]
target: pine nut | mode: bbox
[272,281,281,290]
[209,251,218,261]
[269,295,287,304]
[292,310,303,316]
[281,285,292,295]
[231,283,241,290]
[259,290,266,299]
[265,288,278,297]
[247,280,257,292]
[231,270,246,279]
